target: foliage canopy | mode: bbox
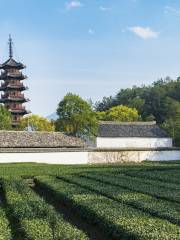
[56,93,97,137]
[19,114,55,132]
[0,105,12,130]
[96,105,140,122]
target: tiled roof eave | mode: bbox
[98,122,170,138]
[0,131,85,148]
[98,136,171,138]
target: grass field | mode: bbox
[0,161,180,240]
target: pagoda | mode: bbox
[0,35,30,127]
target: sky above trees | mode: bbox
[0,0,180,116]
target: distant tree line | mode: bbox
[95,77,180,146]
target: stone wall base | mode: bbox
[88,150,180,163]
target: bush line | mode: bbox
[1,178,88,240]
[70,173,180,225]
[85,172,180,204]
[123,170,180,185]
[0,206,12,240]
[36,176,180,240]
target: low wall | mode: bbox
[0,148,179,164]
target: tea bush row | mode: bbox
[84,172,180,203]
[36,176,180,240]
[124,170,180,185]
[113,172,180,191]
[0,207,12,240]
[66,173,180,225]
[1,178,88,240]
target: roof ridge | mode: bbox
[99,121,156,125]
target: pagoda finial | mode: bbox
[8,34,13,58]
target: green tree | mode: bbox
[128,97,145,115]
[0,105,12,130]
[19,114,55,132]
[56,93,98,137]
[97,105,140,122]
[95,96,115,111]
[161,98,180,146]
[162,118,180,146]
[142,87,167,123]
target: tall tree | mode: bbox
[56,93,97,137]
[0,105,12,130]
[161,98,180,146]
[142,87,167,123]
[95,96,115,112]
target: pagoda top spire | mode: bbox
[0,35,26,70]
[8,34,13,58]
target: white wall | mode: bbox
[143,150,180,161]
[0,152,88,165]
[0,149,179,164]
[96,137,172,148]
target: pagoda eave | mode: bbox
[0,86,28,91]
[10,109,30,114]
[0,98,30,103]
[0,75,27,81]
[0,63,26,70]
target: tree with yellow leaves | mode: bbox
[96,105,140,122]
[19,114,55,132]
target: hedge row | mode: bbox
[1,178,88,240]
[0,163,127,178]
[116,172,180,191]
[0,207,12,240]
[85,172,180,203]
[81,170,180,196]
[67,173,180,225]
[36,176,180,240]
[123,170,180,185]
[0,161,175,178]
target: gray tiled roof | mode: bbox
[0,131,85,148]
[98,121,170,138]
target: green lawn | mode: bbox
[0,161,180,240]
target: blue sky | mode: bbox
[0,0,180,116]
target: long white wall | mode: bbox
[96,137,172,148]
[0,149,179,164]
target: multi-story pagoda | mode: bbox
[0,35,30,127]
